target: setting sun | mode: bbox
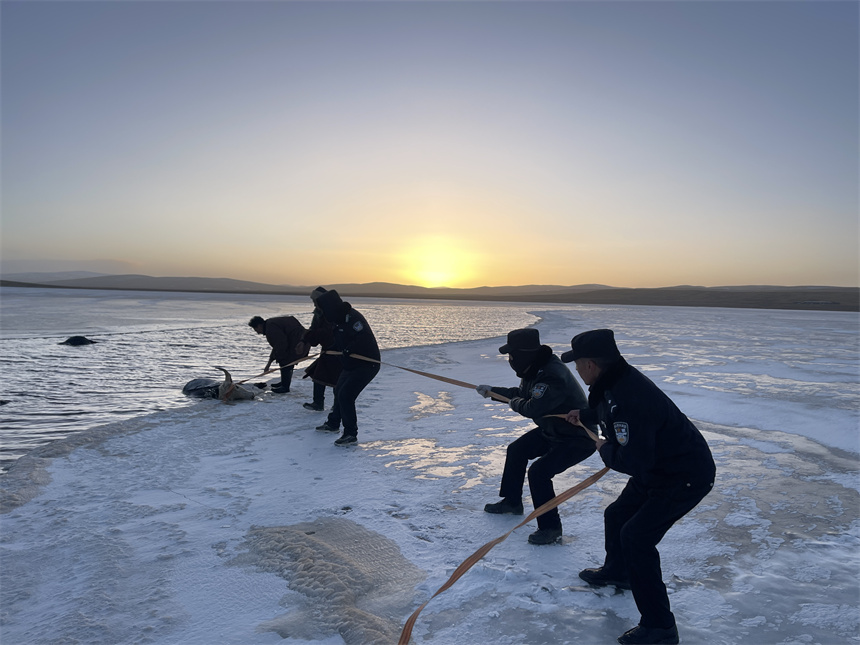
[397,237,478,288]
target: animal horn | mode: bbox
[213,366,233,384]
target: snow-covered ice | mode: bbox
[1,309,858,644]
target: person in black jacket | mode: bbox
[300,287,343,411]
[313,289,380,446]
[248,315,309,393]
[477,328,596,545]
[563,329,716,645]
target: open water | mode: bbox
[1,287,858,472]
[0,287,539,471]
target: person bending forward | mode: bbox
[248,315,308,393]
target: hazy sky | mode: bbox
[2,1,858,288]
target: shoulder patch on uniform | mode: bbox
[614,422,629,446]
[531,383,548,399]
[353,320,364,332]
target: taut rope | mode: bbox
[397,467,609,644]
[322,351,609,643]
[219,353,318,401]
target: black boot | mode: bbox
[579,567,632,590]
[334,433,357,446]
[527,527,562,545]
[483,498,524,515]
[617,624,679,644]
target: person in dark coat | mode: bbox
[248,315,309,394]
[312,290,380,446]
[563,329,716,645]
[476,328,596,545]
[300,287,343,411]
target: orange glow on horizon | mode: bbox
[396,236,480,288]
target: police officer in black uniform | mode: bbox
[300,287,343,411]
[562,329,716,645]
[477,328,596,545]
[313,289,380,446]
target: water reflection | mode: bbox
[0,289,538,471]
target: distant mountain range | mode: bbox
[1,272,857,312]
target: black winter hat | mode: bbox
[310,286,327,301]
[499,328,541,354]
[315,289,345,322]
[561,329,621,363]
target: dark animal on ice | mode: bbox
[182,367,264,401]
[60,336,97,346]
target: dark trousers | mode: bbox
[499,428,595,530]
[312,381,326,406]
[603,477,713,629]
[279,365,294,390]
[326,364,379,435]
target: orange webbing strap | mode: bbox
[545,413,601,442]
[397,466,610,644]
[219,353,319,400]
[333,353,602,438]
[326,351,512,403]
[235,353,319,385]
[323,352,607,641]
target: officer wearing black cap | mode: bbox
[300,287,343,412]
[313,289,380,446]
[476,328,596,545]
[562,329,715,645]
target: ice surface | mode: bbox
[233,517,425,643]
[1,308,858,644]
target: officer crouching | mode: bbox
[477,328,596,545]
[563,329,715,645]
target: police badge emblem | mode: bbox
[353,321,364,332]
[531,383,548,398]
[614,422,629,445]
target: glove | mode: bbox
[476,384,492,398]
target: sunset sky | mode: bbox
[2,1,857,288]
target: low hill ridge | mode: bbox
[0,273,856,312]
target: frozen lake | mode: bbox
[0,288,858,644]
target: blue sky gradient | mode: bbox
[2,1,857,287]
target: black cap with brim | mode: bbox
[561,329,621,363]
[499,328,541,354]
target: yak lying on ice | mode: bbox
[182,367,264,401]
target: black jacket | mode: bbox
[302,308,342,386]
[315,290,380,370]
[491,347,592,442]
[581,358,715,489]
[263,316,308,365]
